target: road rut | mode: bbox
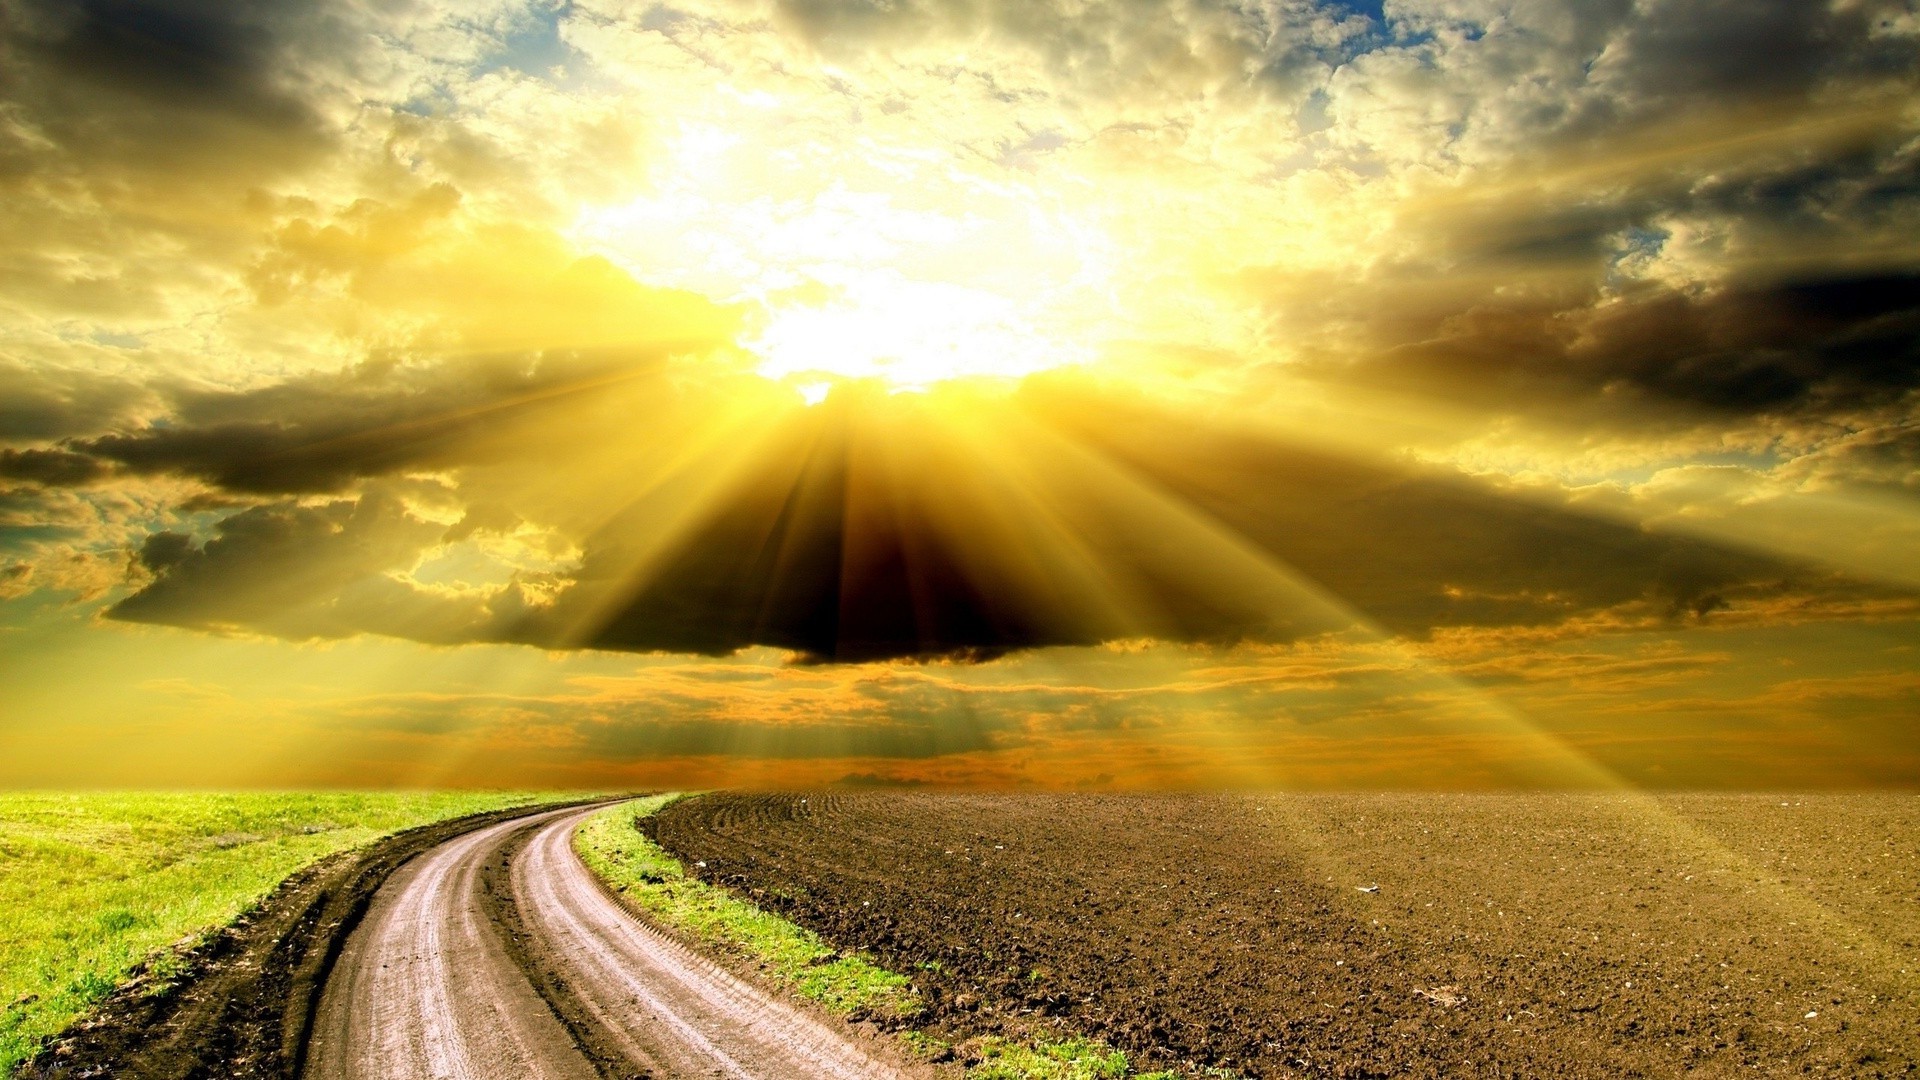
[307,805,907,1080]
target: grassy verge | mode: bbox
[574,794,920,1021]
[0,790,562,1072]
[574,796,1183,1079]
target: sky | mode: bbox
[0,0,1916,789]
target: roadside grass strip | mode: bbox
[575,794,919,1021]
[574,796,1183,1080]
[0,791,556,1074]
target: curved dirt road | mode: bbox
[307,805,909,1080]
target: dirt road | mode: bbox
[307,805,908,1080]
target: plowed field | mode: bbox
[651,792,1920,1079]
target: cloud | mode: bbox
[1034,388,1856,628]
[0,0,615,340]
[1579,0,1915,114]
[74,348,682,494]
[0,447,110,486]
[1,0,559,168]
[0,181,744,494]
[0,0,1912,746]
[748,0,1362,103]
[1776,422,1920,491]
[577,709,1005,761]
[91,384,1900,663]
[1350,0,1916,159]
[1,0,336,167]
[0,477,180,599]
[1222,0,1920,448]
[0,361,149,443]
[0,0,352,324]
[107,491,483,640]
[1300,270,1920,429]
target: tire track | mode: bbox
[512,809,908,1080]
[306,803,912,1080]
[307,810,598,1080]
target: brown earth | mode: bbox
[651,792,1920,1079]
[16,800,584,1080]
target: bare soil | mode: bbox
[651,792,1920,1079]
[15,802,579,1080]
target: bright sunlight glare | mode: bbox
[571,115,1118,391]
[749,275,1092,388]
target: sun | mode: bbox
[571,118,1120,394]
[748,273,1092,390]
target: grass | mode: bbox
[970,1037,1180,1080]
[574,794,921,1021]
[0,790,560,1073]
[575,796,1186,1079]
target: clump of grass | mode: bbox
[0,791,563,1073]
[969,1036,1181,1080]
[574,797,1199,1079]
[574,796,921,1022]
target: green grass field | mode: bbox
[0,791,559,1073]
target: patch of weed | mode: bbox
[969,1035,1180,1080]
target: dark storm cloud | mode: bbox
[1384,0,1917,150]
[514,393,1345,662]
[104,385,1896,662]
[1323,270,1920,424]
[1608,274,1920,414]
[0,362,148,443]
[107,491,488,640]
[1678,147,1920,265]
[1580,0,1917,117]
[1030,393,1839,636]
[69,349,676,494]
[521,403,1066,662]
[1280,119,1920,430]
[0,0,346,176]
[9,0,311,116]
[0,447,111,486]
[526,394,1862,662]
